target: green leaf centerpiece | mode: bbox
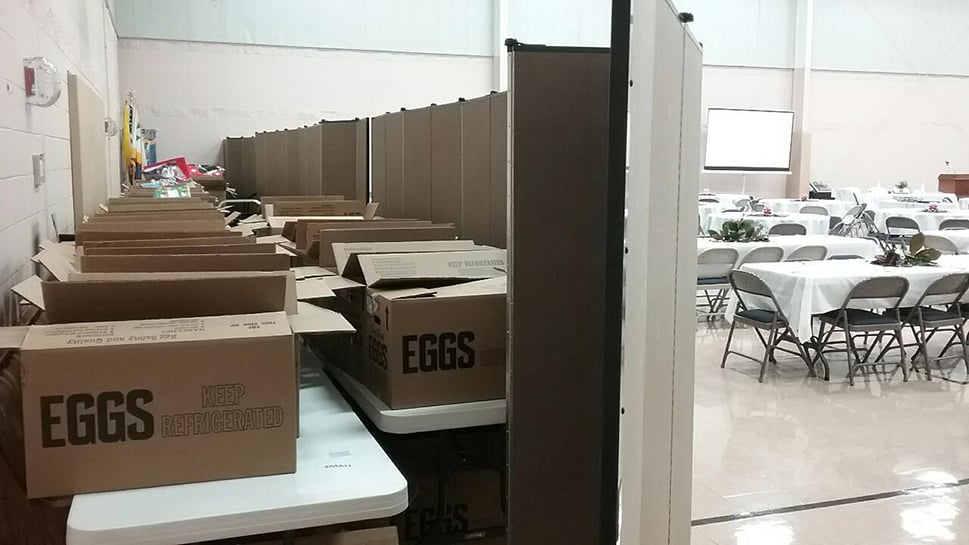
[708,219,769,243]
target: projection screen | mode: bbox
[704,108,795,172]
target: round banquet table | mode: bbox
[704,212,830,236]
[872,208,969,232]
[759,199,855,217]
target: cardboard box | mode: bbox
[366,277,507,409]
[15,312,297,498]
[77,230,239,245]
[356,249,506,288]
[79,219,227,232]
[40,275,289,323]
[396,469,505,544]
[334,242,481,279]
[271,200,371,218]
[295,220,431,251]
[82,235,253,249]
[262,195,346,205]
[79,253,291,273]
[82,243,277,256]
[89,211,226,222]
[107,202,215,212]
[316,226,458,267]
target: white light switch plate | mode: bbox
[32,153,45,187]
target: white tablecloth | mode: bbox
[731,260,968,341]
[873,208,969,231]
[697,235,880,263]
[705,212,830,236]
[858,192,958,209]
[698,203,736,231]
[759,199,855,217]
[960,198,969,210]
[699,193,752,206]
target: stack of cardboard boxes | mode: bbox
[5,185,356,501]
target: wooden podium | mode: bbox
[939,173,969,198]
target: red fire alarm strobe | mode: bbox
[23,57,61,107]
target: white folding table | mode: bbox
[66,368,408,545]
[324,366,507,435]
[704,211,831,236]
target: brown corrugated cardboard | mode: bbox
[366,277,507,409]
[270,200,367,217]
[295,220,431,251]
[77,230,238,245]
[317,226,458,267]
[32,249,78,281]
[334,241,479,279]
[41,275,289,323]
[79,219,227,232]
[83,243,277,256]
[19,312,297,498]
[107,202,215,212]
[396,469,505,544]
[79,253,291,273]
[11,275,44,310]
[261,196,345,205]
[82,235,255,249]
[89,211,225,222]
[356,249,506,288]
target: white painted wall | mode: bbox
[0,0,119,326]
[118,39,494,164]
[676,0,969,197]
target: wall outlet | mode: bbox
[32,153,45,187]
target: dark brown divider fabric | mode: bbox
[506,47,611,545]
[371,115,387,207]
[384,112,405,218]
[460,96,492,245]
[430,102,463,229]
[298,125,323,196]
[322,120,361,200]
[489,92,508,249]
[240,136,257,198]
[402,107,432,221]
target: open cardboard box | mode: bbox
[315,226,458,266]
[266,201,377,219]
[78,253,292,273]
[2,272,355,498]
[332,242,483,280]
[294,220,429,250]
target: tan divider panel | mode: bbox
[255,132,270,196]
[298,125,323,196]
[240,136,257,198]
[284,129,301,196]
[489,92,508,249]
[222,137,246,195]
[322,120,360,200]
[384,112,405,218]
[355,119,368,201]
[430,102,463,228]
[460,96,492,245]
[506,47,612,544]
[371,115,387,207]
[402,108,432,221]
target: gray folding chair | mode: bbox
[940,219,969,230]
[697,247,740,318]
[751,202,765,212]
[734,198,751,210]
[699,197,720,203]
[721,270,814,382]
[828,216,842,233]
[885,216,920,244]
[786,245,828,262]
[921,234,959,255]
[799,205,829,216]
[827,254,866,260]
[769,223,807,236]
[886,273,969,382]
[737,245,784,267]
[813,276,910,385]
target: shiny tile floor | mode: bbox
[693,320,969,544]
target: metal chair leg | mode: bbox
[918,322,932,381]
[845,327,856,386]
[896,328,908,382]
[720,321,737,369]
